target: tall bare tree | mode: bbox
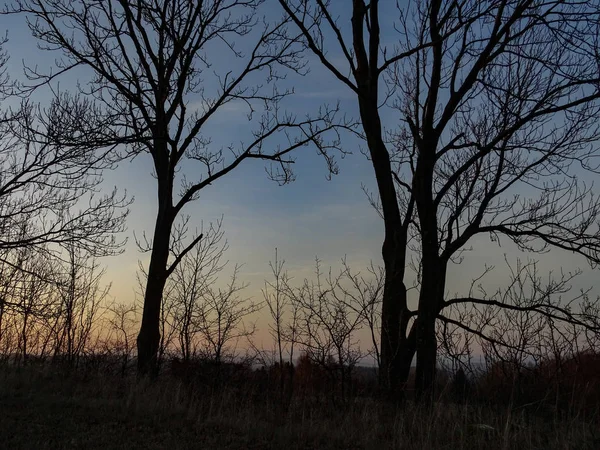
[277,0,430,396]
[279,0,600,398]
[12,0,348,375]
[391,0,600,398]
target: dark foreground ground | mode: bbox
[1,366,599,449]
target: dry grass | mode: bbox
[1,366,599,449]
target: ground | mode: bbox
[1,366,598,449]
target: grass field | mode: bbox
[1,366,599,449]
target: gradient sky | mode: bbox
[0,2,597,349]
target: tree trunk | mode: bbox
[137,227,170,376]
[349,1,413,398]
[379,269,412,395]
[415,256,446,400]
[355,96,411,397]
[412,134,443,400]
[137,173,173,377]
[398,322,417,390]
[137,214,171,376]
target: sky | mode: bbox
[0,3,385,324]
[0,1,597,350]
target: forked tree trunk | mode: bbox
[355,84,412,398]
[379,265,413,396]
[356,100,410,395]
[350,1,416,398]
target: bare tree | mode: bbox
[277,0,430,396]
[105,301,139,376]
[0,33,127,365]
[392,0,600,397]
[0,36,128,258]
[280,0,600,398]
[52,243,111,367]
[3,246,57,363]
[441,259,600,367]
[0,247,25,358]
[167,219,227,364]
[149,216,261,370]
[0,241,114,367]
[336,259,384,369]
[440,258,600,407]
[10,0,349,376]
[286,258,380,400]
[261,249,292,395]
[195,264,260,365]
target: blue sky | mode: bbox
[0,1,597,348]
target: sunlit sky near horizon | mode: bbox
[0,1,597,349]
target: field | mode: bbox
[1,365,599,450]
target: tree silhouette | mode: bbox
[279,0,600,398]
[11,0,349,376]
[0,36,128,257]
